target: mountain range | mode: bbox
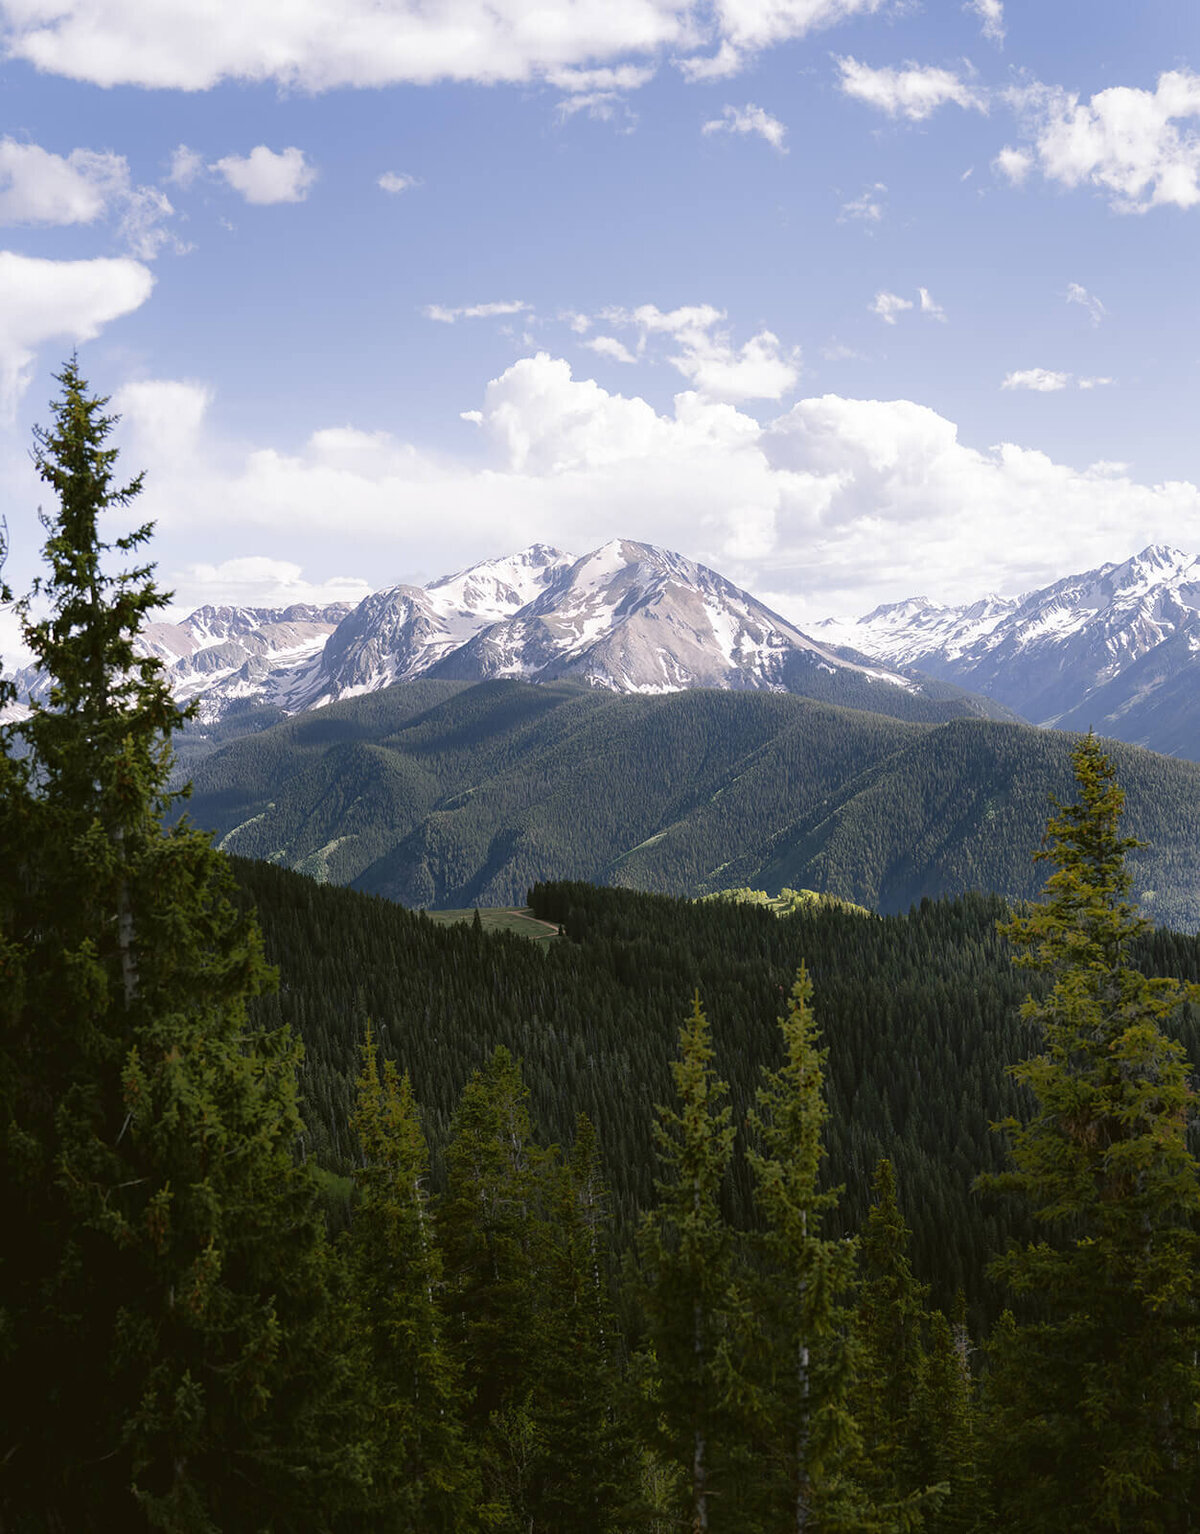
[4,539,1012,742]
[182,678,1200,928]
[818,545,1200,759]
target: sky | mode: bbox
[2,0,1200,668]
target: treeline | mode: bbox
[234,857,1200,1322]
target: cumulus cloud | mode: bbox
[836,57,987,120]
[702,103,788,150]
[110,353,1200,625]
[0,139,123,224]
[0,251,154,415]
[424,299,530,323]
[211,146,316,205]
[1007,71,1200,212]
[966,0,1004,44]
[1,0,889,91]
[1002,368,1070,391]
[583,335,638,364]
[0,138,179,257]
[993,145,1032,184]
[379,171,420,194]
[1066,281,1106,326]
[870,291,913,324]
[605,304,799,401]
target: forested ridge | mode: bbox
[5,364,1200,1530]
[182,670,1200,927]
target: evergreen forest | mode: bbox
[4,366,1200,1531]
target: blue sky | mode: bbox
[2,0,1200,663]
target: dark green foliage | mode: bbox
[346,1029,474,1530]
[0,363,363,1530]
[982,734,1200,1532]
[636,994,740,1531]
[742,966,869,1531]
[181,673,1200,925]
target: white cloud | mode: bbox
[1066,281,1106,326]
[168,144,205,187]
[966,0,1004,44]
[0,139,123,224]
[379,171,420,194]
[1002,368,1070,391]
[836,57,987,121]
[424,299,530,323]
[165,556,372,612]
[583,335,638,364]
[840,182,886,223]
[0,138,179,257]
[1078,376,1115,390]
[605,303,799,400]
[0,251,154,416]
[1008,71,1200,212]
[993,145,1033,185]
[918,287,947,321]
[1,0,891,91]
[870,291,913,324]
[211,146,316,205]
[701,103,788,151]
[111,355,1200,624]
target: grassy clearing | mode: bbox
[424,906,563,947]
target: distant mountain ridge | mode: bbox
[817,545,1200,759]
[183,677,1200,928]
[6,539,1012,732]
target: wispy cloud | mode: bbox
[966,0,1005,45]
[424,300,530,323]
[840,182,887,223]
[1002,368,1070,391]
[871,291,914,324]
[836,57,987,121]
[919,287,947,322]
[701,103,788,151]
[1066,281,1106,325]
[379,171,420,194]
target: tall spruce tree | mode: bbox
[347,1027,475,1530]
[637,992,739,1532]
[854,1160,948,1531]
[533,1113,629,1532]
[982,732,1200,1532]
[0,361,364,1529]
[438,1045,552,1531]
[744,964,866,1532]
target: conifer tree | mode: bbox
[637,992,739,1532]
[534,1114,629,1532]
[438,1045,551,1530]
[347,1026,474,1530]
[982,732,1200,1531]
[744,964,865,1531]
[0,361,364,1529]
[854,1159,948,1531]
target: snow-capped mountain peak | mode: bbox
[817,543,1200,755]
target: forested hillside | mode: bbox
[186,676,1200,925]
[233,857,1200,1321]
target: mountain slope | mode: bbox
[819,545,1200,757]
[5,540,1015,741]
[184,678,1200,928]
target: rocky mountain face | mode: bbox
[817,545,1200,758]
[7,540,988,729]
